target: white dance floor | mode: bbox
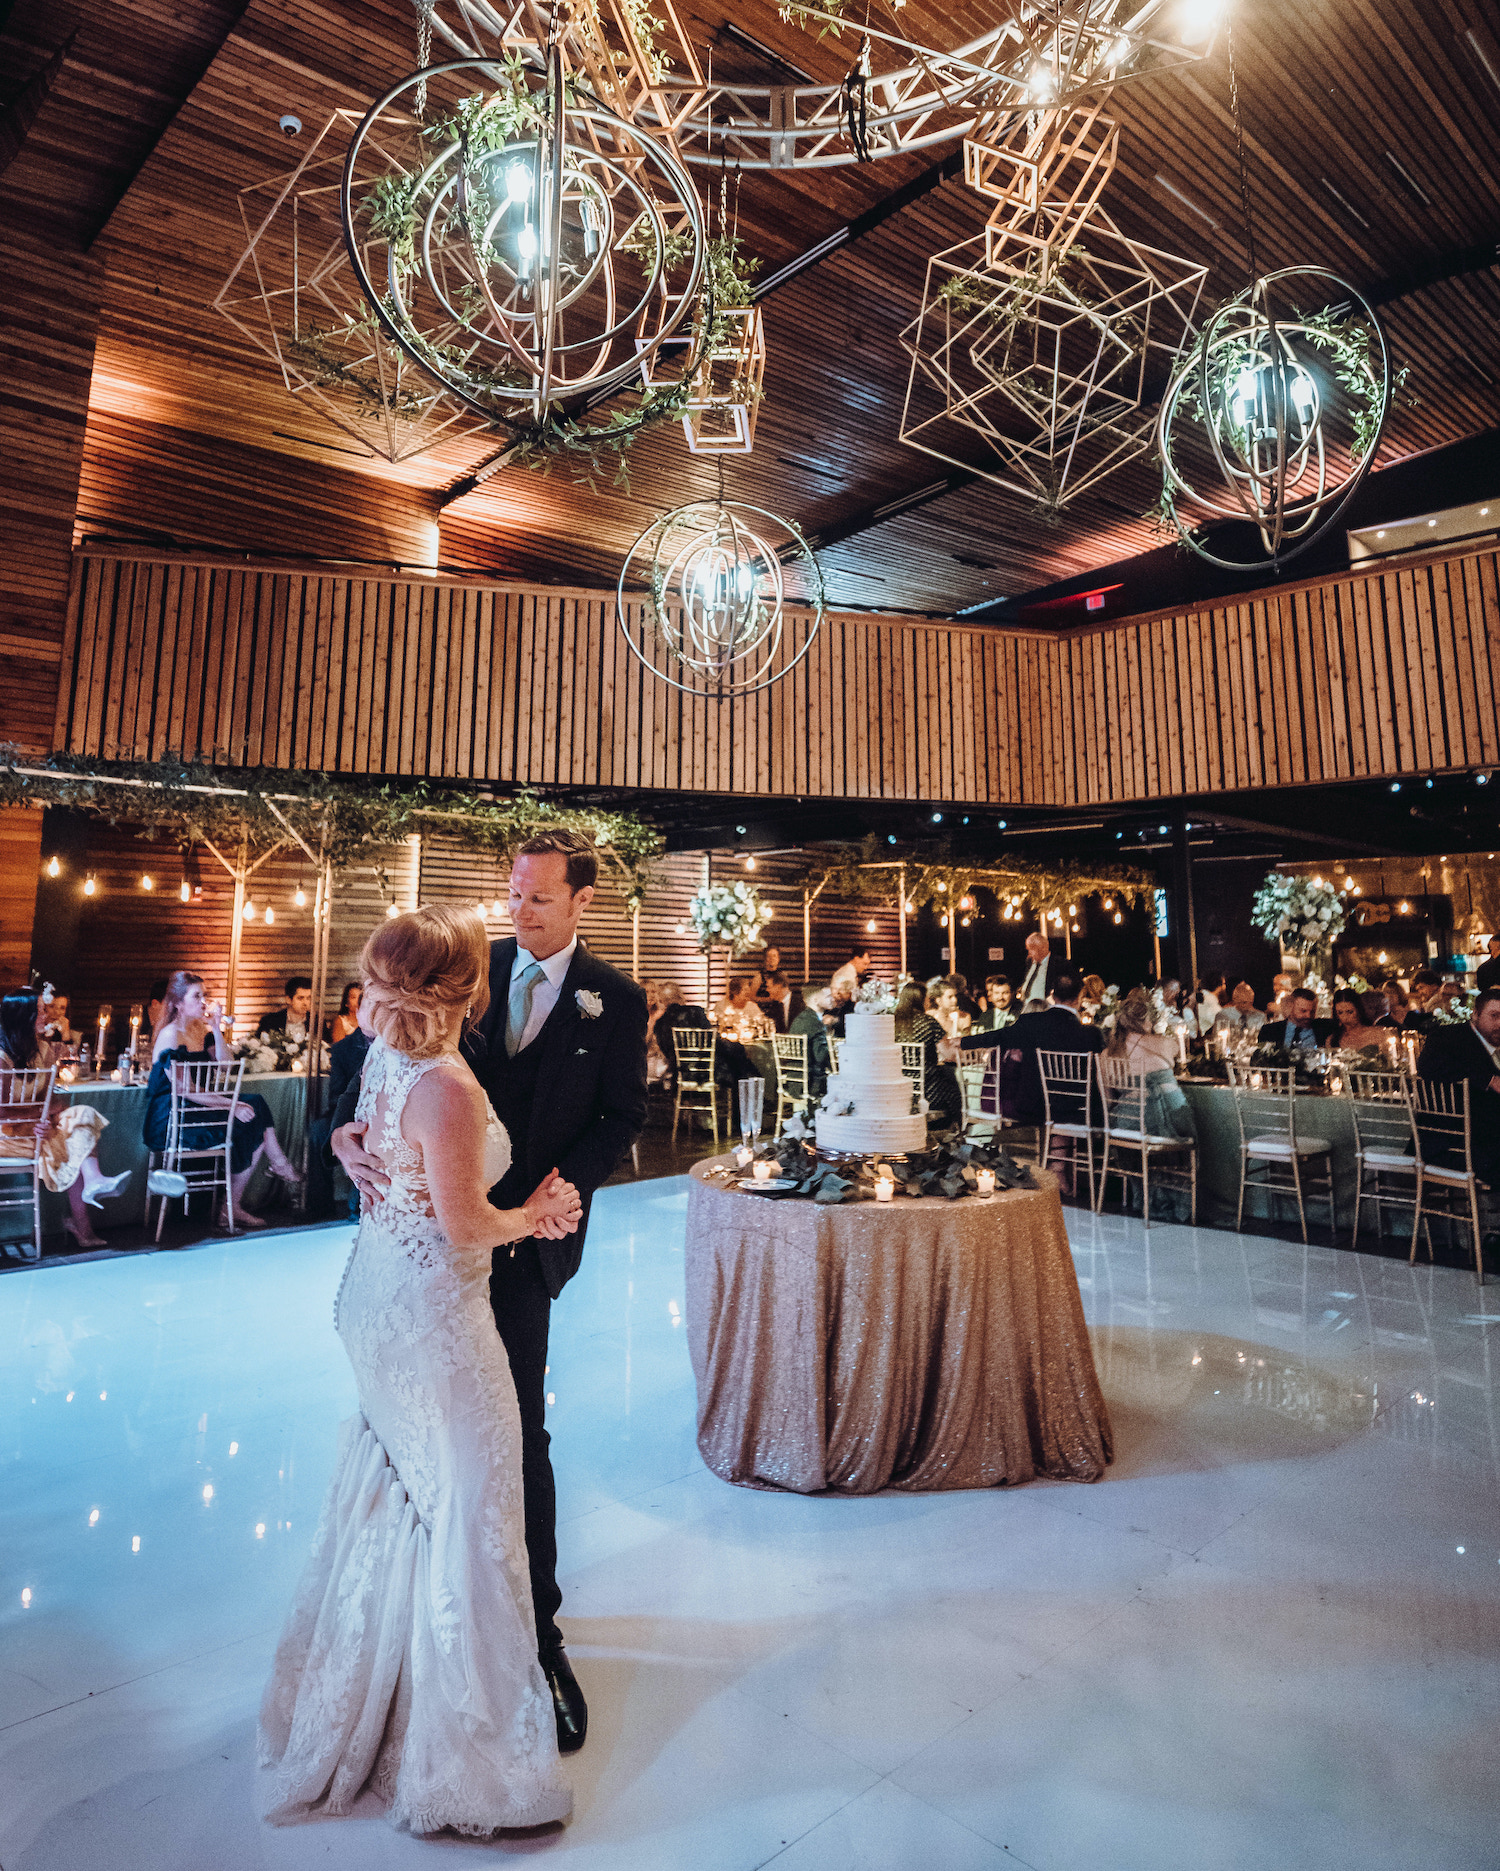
[3,1183,1499,1871]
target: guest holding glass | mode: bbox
[0,987,131,1249]
[1330,990,1387,1054]
[145,970,302,1231]
[329,982,362,1046]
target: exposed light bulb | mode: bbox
[505,162,532,203]
[242,900,255,921]
[46,855,60,878]
[83,872,96,897]
[141,874,153,891]
[745,856,756,871]
[1103,896,1113,909]
[517,224,538,264]
[294,886,306,907]
[865,919,877,934]
[1113,911,1123,924]
[386,901,400,919]
[264,905,275,925]
[180,881,190,902]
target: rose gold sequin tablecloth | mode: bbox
[685,1157,1113,1494]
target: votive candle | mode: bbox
[752,1160,774,1182]
[874,1176,895,1203]
[976,1167,996,1197]
[734,1145,753,1169]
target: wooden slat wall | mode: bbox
[0,807,45,988]
[57,543,1500,806]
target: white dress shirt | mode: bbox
[1214,1007,1265,1036]
[1018,954,1050,1004]
[510,937,578,1053]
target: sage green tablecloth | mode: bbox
[1178,1082,1359,1231]
[40,1073,308,1233]
[685,1155,1112,1494]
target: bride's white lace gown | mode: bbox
[256,1037,571,1833]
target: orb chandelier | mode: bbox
[340,49,706,428]
[1156,267,1391,570]
[616,497,825,698]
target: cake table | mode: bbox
[684,1155,1113,1494]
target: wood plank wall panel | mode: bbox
[0,234,103,755]
[54,544,1500,807]
[0,807,45,988]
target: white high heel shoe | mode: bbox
[84,1170,132,1209]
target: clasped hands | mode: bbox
[332,1120,582,1239]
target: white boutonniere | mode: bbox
[575,988,604,1020]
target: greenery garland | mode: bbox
[790,837,1154,919]
[0,750,664,905]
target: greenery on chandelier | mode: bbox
[0,750,664,902]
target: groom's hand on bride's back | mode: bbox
[332,1119,391,1200]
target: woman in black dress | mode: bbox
[893,981,962,1123]
[143,970,302,1229]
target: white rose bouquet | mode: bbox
[1251,873,1347,955]
[688,880,773,956]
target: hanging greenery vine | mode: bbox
[0,750,664,907]
[790,837,1153,919]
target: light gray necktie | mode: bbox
[506,960,543,1058]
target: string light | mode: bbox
[386,902,400,919]
[865,919,877,933]
[179,881,191,902]
[83,872,96,897]
[745,856,756,871]
[264,905,276,925]
[141,874,154,892]
[242,900,256,921]
[1113,911,1123,924]
[46,855,60,878]
[294,886,307,907]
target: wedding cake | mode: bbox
[815,1009,929,1155]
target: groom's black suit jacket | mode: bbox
[471,938,648,1298]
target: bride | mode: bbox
[258,905,579,1834]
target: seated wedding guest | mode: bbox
[829,946,871,999]
[1330,989,1387,1053]
[1476,935,1500,995]
[641,980,672,1086]
[1405,969,1443,1033]
[1260,986,1335,1050]
[1159,978,1184,1017]
[894,981,961,1122]
[146,970,302,1231]
[329,982,362,1045]
[1377,980,1415,1029]
[1270,972,1298,1018]
[257,976,313,1062]
[1213,981,1266,1037]
[146,978,170,1041]
[655,982,710,1084]
[976,974,1016,1030]
[1193,972,1226,1034]
[762,970,804,1034]
[1079,974,1106,1020]
[0,987,131,1249]
[789,989,834,1101]
[40,991,80,1048]
[1416,986,1500,1185]
[1105,989,1197,1216]
[942,968,1103,1128]
[925,975,963,1037]
[717,974,762,1030]
[1437,977,1467,1016]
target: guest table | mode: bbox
[40,1073,309,1234]
[1177,1080,1360,1231]
[684,1155,1112,1494]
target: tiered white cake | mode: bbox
[815,1010,929,1155]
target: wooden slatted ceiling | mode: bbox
[56,540,1500,806]
[69,0,1500,616]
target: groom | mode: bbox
[333,829,648,1753]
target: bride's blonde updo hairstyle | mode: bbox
[358,904,490,1059]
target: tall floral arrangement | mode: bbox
[688,880,772,955]
[1251,872,1347,955]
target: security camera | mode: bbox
[279,114,302,137]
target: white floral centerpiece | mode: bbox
[1251,872,1347,956]
[233,1035,279,1075]
[855,978,897,1013]
[688,880,773,955]
[1147,985,1188,1036]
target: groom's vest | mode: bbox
[485,1024,547,1203]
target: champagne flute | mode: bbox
[738,1077,765,1161]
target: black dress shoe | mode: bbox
[540,1644,587,1753]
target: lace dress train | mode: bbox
[256,1038,570,1834]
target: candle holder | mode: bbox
[874,1176,896,1203]
[976,1167,997,1198]
[752,1159,774,1182]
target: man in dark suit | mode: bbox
[1476,938,1500,996]
[307,1025,371,1219]
[656,987,710,1079]
[1258,987,1336,1050]
[256,976,312,1051]
[941,967,1103,1127]
[1417,987,1500,1184]
[333,831,647,1756]
[761,970,805,1034]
